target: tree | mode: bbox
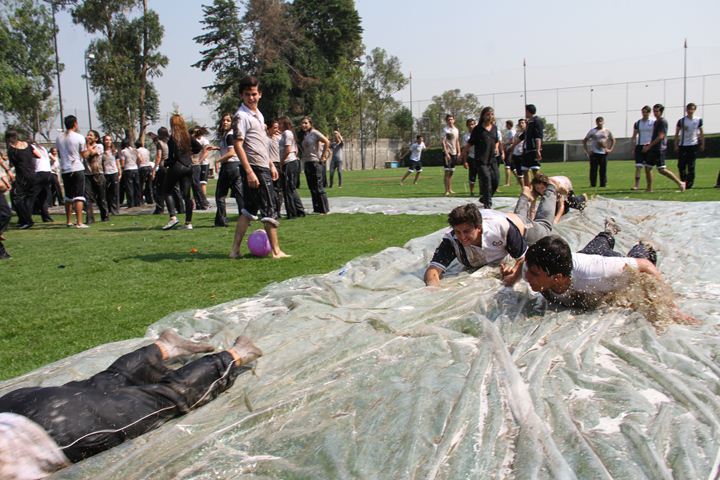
[363,47,407,168]
[538,117,557,141]
[0,0,59,140]
[420,89,482,145]
[385,106,413,141]
[72,0,167,141]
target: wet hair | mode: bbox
[4,129,19,145]
[64,115,77,130]
[531,173,550,187]
[506,120,514,128]
[653,103,664,114]
[157,126,169,141]
[525,104,537,115]
[278,116,293,132]
[170,114,191,153]
[480,106,494,123]
[525,235,573,277]
[448,203,483,229]
[686,102,696,110]
[88,130,100,143]
[239,76,260,93]
[641,105,651,113]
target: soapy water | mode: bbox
[1,197,718,479]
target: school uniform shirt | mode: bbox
[136,147,151,168]
[300,129,324,164]
[32,145,52,173]
[102,151,118,174]
[85,144,104,175]
[549,176,573,196]
[677,116,703,146]
[56,131,86,173]
[513,138,524,156]
[462,132,475,159]
[220,130,239,163]
[233,104,270,168]
[121,147,139,171]
[523,116,544,152]
[528,253,638,307]
[650,118,668,152]
[584,127,614,154]
[198,136,211,165]
[409,141,426,161]
[503,128,516,147]
[429,209,527,272]
[633,118,655,145]
[267,132,281,163]
[442,126,460,155]
[280,130,298,163]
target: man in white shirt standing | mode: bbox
[442,114,460,196]
[55,115,90,228]
[400,135,426,185]
[229,76,288,259]
[631,106,654,190]
[674,102,704,190]
[582,116,615,188]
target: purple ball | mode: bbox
[248,229,271,257]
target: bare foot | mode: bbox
[229,336,263,365]
[156,329,214,360]
[631,186,639,190]
[272,250,291,259]
[229,250,240,259]
[679,181,686,192]
[645,188,653,193]
[449,190,456,194]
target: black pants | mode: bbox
[33,171,55,221]
[215,162,243,226]
[304,161,329,214]
[283,161,305,219]
[154,167,185,214]
[579,231,654,263]
[164,162,194,222]
[272,161,284,216]
[85,174,108,222]
[105,173,120,215]
[677,145,697,189]
[477,156,499,209]
[123,170,141,207]
[50,173,63,206]
[139,166,154,204]
[191,165,208,209]
[11,176,35,226]
[0,345,243,463]
[0,192,10,256]
[589,153,608,187]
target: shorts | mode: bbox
[521,151,541,172]
[200,164,210,184]
[502,155,512,169]
[512,155,523,176]
[61,171,86,202]
[444,154,458,171]
[407,160,422,172]
[466,157,478,184]
[644,150,667,169]
[634,145,649,168]
[241,165,279,226]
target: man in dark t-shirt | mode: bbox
[520,104,543,186]
[641,104,685,193]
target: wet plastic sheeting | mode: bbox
[1,198,719,479]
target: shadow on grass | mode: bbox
[119,251,270,262]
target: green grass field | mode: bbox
[1,157,718,380]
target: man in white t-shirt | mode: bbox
[442,114,460,196]
[522,223,698,325]
[55,115,90,228]
[582,116,615,188]
[400,135,426,185]
[674,102,704,190]
[631,106,654,190]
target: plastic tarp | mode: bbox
[1,197,719,479]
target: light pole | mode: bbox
[589,87,594,127]
[83,52,95,130]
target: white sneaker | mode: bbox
[182,223,193,230]
[162,218,179,230]
[75,223,90,229]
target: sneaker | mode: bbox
[162,218,180,230]
[76,223,90,229]
[567,193,588,211]
[182,223,193,230]
[18,223,33,230]
[604,217,621,236]
[66,223,74,228]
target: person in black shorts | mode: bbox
[442,114,461,196]
[520,104,543,186]
[641,104,685,192]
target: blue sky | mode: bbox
[53,0,720,140]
